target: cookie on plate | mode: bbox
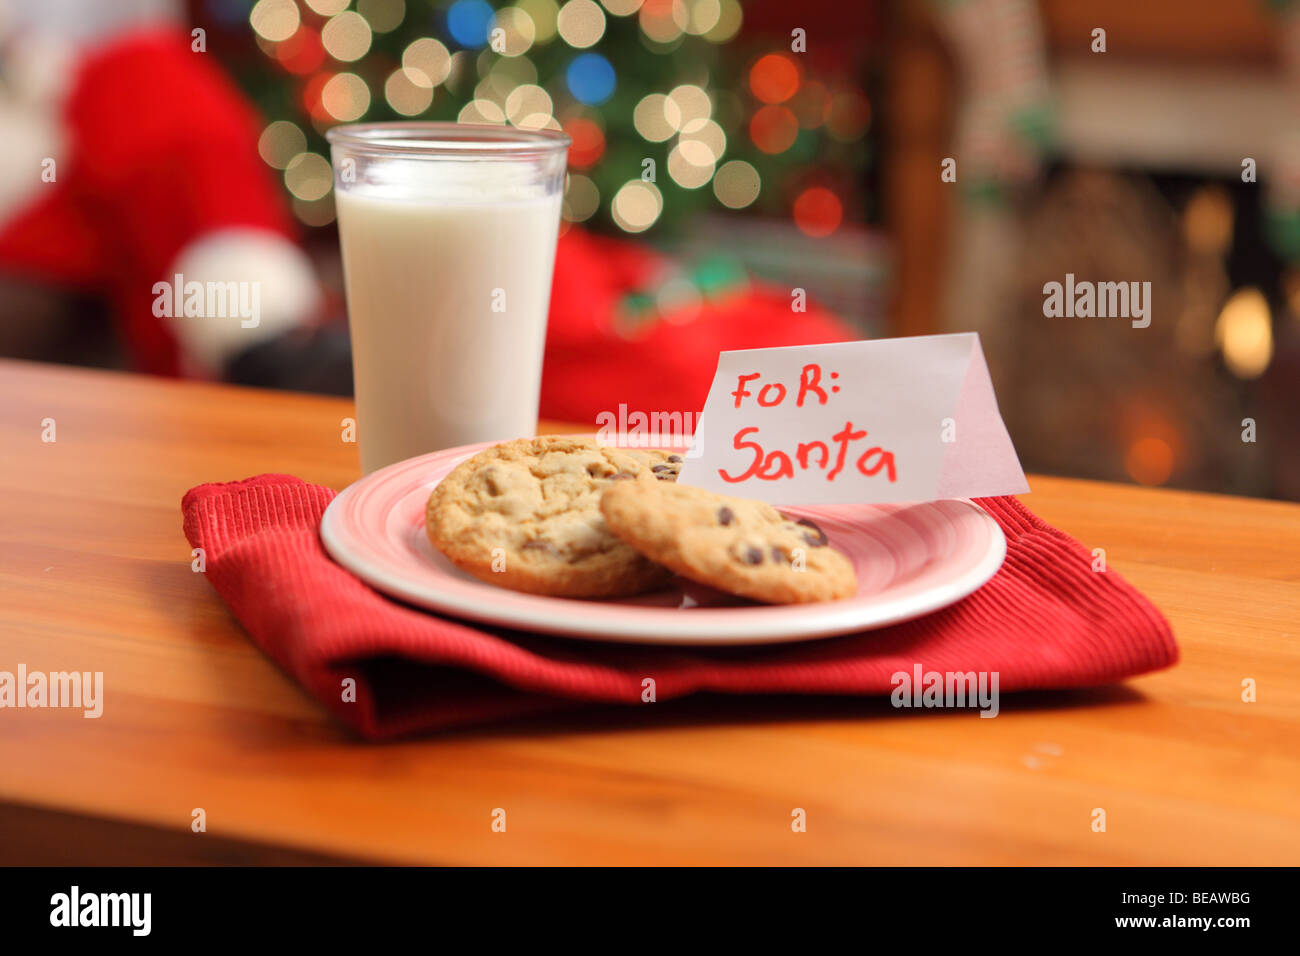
[600,481,857,604]
[426,436,683,598]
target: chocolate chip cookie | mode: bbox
[600,481,857,604]
[426,436,683,598]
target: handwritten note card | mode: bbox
[677,333,1029,505]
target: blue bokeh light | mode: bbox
[566,53,616,106]
[446,0,494,48]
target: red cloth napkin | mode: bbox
[181,475,1177,738]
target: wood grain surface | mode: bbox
[0,359,1296,865]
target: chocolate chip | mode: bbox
[717,506,734,526]
[771,546,786,564]
[609,472,635,480]
[667,455,683,463]
[742,546,763,565]
[655,473,672,480]
[522,540,556,554]
[651,464,671,473]
[795,517,828,547]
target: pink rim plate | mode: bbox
[319,436,1007,645]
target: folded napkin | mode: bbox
[181,475,1177,738]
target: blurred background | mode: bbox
[0,0,1296,500]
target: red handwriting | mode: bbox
[730,365,841,409]
[718,423,898,483]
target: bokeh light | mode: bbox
[676,0,721,35]
[1125,437,1175,486]
[557,0,607,48]
[826,89,871,141]
[749,54,799,104]
[712,159,760,208]
[656,276,703,323]
[612,180,663,232]
[294,194,337,227]
[357,0,407,34]
[601,0,643,15]
[791,80,831,129]
[668,142,714,189]
[518,0,560,42]
[703,0,741,42]
[284,152,333,201]
[563,173,600,222]
[458,98,507,124]
[250,0,300,42]
[1184,186,1234,257]
[1215,287,1274,379]
[402,38,452,87]
[447,0,496,48]
[258,120,308,169]
[566,52,616,105]
[633,93,677,142]
[505,84,553,126]
[321,72,371,121]
[792,186,842,237]
[667,84,711,130]
[305,0,349,15]
[492,7,537,56]
[639,0,683,43]
[564,116,605,167]
[749,104,798,154]
[321,11,373,62]
[680,117,725,163]
[385,68,434,115]
[274,26,326,75]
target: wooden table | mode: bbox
[1,358,1297,865]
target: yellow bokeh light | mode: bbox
[357,0,407,34]
[675,0,720,35]
[293,193,337,227]
[563,173,600,222]
[667,84,711,130]
[385,68,434,116]
[506,84,553,125]
[258,120,307,169]
[284,152,333,202]
[704,0,741,43]
[680,116,725,163]
[518,0,560,42]
[668,143,714,189]
[402,38,452,88]
[1215,287,1274,379]
[249,0,300,43]
[322,11,373,62]
[712,159,760,208]
[305,0,350,15]
[633,93,677,142]
[321,72,371,121]
[493,7,537,56]
[602,0,643,14]
[458,98,508,125]
[557,0,606,48]
[612,180,663,233]
[1184,186,1234,257]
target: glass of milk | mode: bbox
[326,123,569,474]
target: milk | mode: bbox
[335,188,562,473]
